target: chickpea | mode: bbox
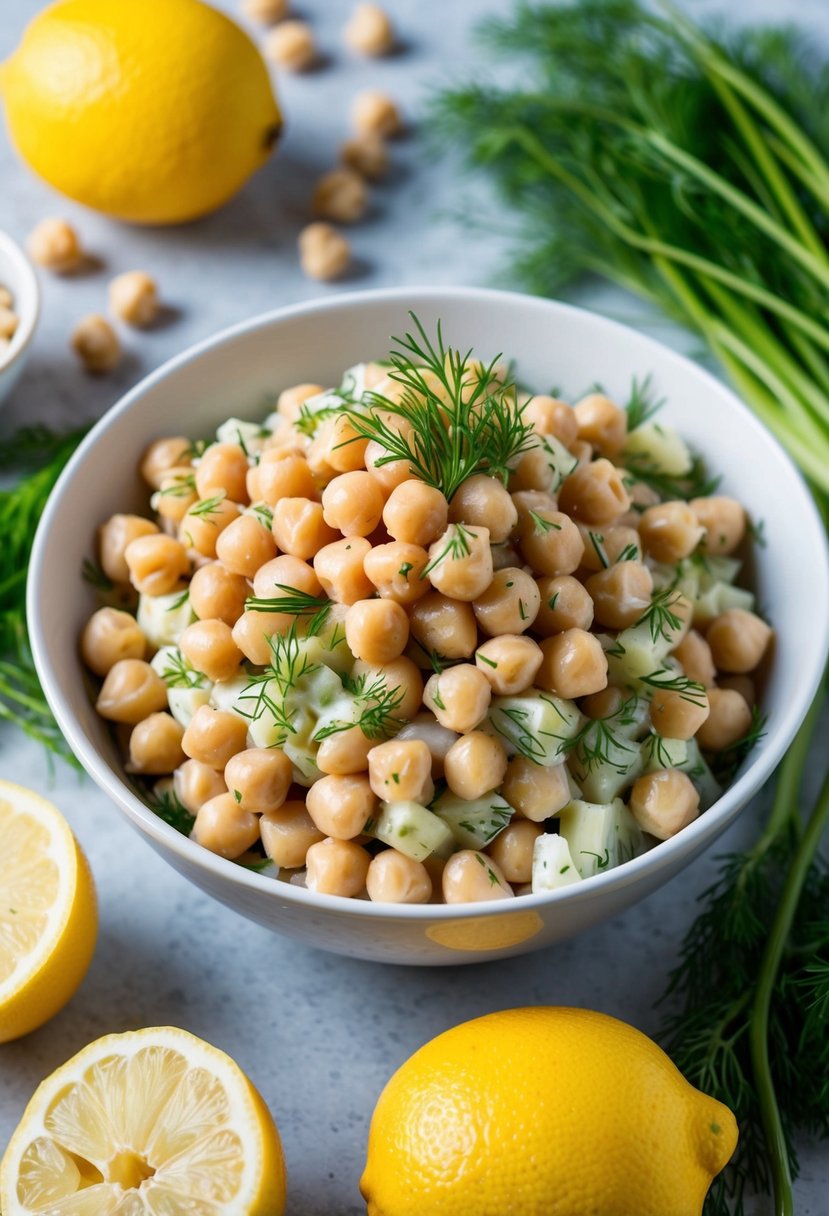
[305,837,371,897]
[316,726,375,776]
[81,607,146,676]
[174,759,226,815]
[351,656,424,721]
[365,848,431,903]
[314,536,373,603]
[691,496,747,556]
[260,801,324,868]
[322,471,384,537]
[179,496,240,559]
[629,769,700,840]
[27,217,83,273]
[364,440,417,496]
[305,773,376,840]
[569,439,593,468]
[522,395,578,446]
[473,568,540,638]
[108,271,159,328]
[444,732,508,801]
[673,629,717,687]
[573,393,627,458]
[128,713,185,775]
[192,793,260,859]
[508,439,560,495]
[344,2,394,55]
[511,489,558,518]
[639,501,705,564]
[577,524,642,573]
[580,686,627,720]
[487,819,542,884]
[425,524,492,601]
[187,562,247,626]
[518,509,584,577]
[649,687,710,740]
[309,412,368,475]
[100,508,159,583]
[124,533,189,596]
[366,738,432,804]
[475,635,543,697]
[223,747,293,814]
[537,629,608,700]
[382,481,448,547]
[178,620,241,683]
[363,541,429,605]
[71,314,121,374]
[182,704,249,769]
[448,475,517,543]
[409,592,477,662]
[557,458,631,526]
[352,89,402,138]
[242,0,289,23]
[264,19,316,70]
[695,688,753,751]
[96,659,168,724]
[534,575,594,635]
[442,850,514,903]
[154,467,198,524]
[423,664,491,734]
[341,133,388,180]
[257,451,317,506]
[253,553,321,599]
[232,609,288,666]
[298,223,352,282]
[707,609,772,674]
[585,561,653,630]
[194,443,249,503]
[276,383,326,423]
[502,756,570,822]
[312,168,368,225]
[140,437,192,490]
[272,497,339,559]
[345,599,409,664]
[213,514,276,579]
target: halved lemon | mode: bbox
[0,781,97,1043]
[0,1025,287,1215]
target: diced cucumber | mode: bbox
[559,797,644,879]
[215,418,267,454]
[531,833,583,893]
[569,746,643,804]
[137,590,194,649]
[370,801,455,862]
[168,685,211,728]
[488,690,582,766]
[340,362,371,401]
[678,740,722,810]
[433,791,514,850]
[640,733,689,772]
[623,420,692,475]
[150,646,212,727]
[535,432,579,492]
[209,674,252,717]
[693,582,755,627]
[282,737,321,786]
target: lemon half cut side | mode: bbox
[0,1025,287,1216]
[0,781,97,1043]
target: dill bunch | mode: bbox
[0,427,87,763]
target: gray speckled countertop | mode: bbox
[1,1,827,1212]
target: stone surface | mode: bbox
[1,0,827,1211]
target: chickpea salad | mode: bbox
[80,317,771,906]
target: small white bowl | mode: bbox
[27,288,829,965]
[0,229,40,407]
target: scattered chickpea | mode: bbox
[673,630,717,688]
[444,732,508,801]
[260,801,325,869]
[449,475,517,543]
[537,629,608,700]
[27,217,83,273]
[368,738,433,804]
[344,3,395,56]
[442,850,514,904]
[174,759,226,816]
[501,757,570,822]
[341,133,389,180]
[366,850,432,904]
[179,619,244,683]
[695,688,753,751]
[363,541,430,605]
[315,536,375,604]
[128,713,186,775]
[409,592,477,661]
[351,90,402,138]
[423,664,491,734]
[192,793,260,859]
[487,819,542,885]
[345,598,409,664]
[638,501,705,564]
[224,747,293,814]
[312,169,368,225]
[242,0,289,24]
[557,458,631,526]
[384,481,449,547]
[264,19,316,71]
[298,223,352,282]
[140,437,192,490]
[573,393,627,458]
[707,608,772,674]
[322,471,384,536]
[81,607,146,677]
[96,659,168,725]
[426,524,493,601]
[475,635,543,697]
[181,705,249,769]
[629,769,700,840]
[691,496,747,556]
[305,837,371,897]
[71,314,121,374]
[522,395,578,446]
[649,687,710,741]
[109,271,159,328]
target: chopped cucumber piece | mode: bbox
[640,733,689,772]
[569,746,643,804]
[533,432,579,492]
[168,685,211,728]
[433,791,514,850]
[215,418,267,454]
[532,833,583,893]
[137,590,194,649]
[488,690,581,765]
[209,674,251,717]
[559,797,644,879]
[693,582,754,627]
[623,420,692,475]
[370,801,455,862]
[282,737,321,786]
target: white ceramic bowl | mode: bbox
[28,288,829,965]
[0,229,40,407]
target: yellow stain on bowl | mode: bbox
[426,910,543,952]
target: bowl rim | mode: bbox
[0,228,40,373]
[27,284,829,923]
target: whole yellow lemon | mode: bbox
[0,0,281,224]
[360,1006,738,1216]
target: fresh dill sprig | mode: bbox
[245,583,332,623]
[189,491,226,517]
[166,589,190,613]
[634,587,685,645]
[528,509,562,534]
[640,668,708,707]
[560,695,640,774]
[315,674,405,743]
[625,374,664,432]
[160,650,205,690]
[420,523,474,579]
[81,558,115,593]
[294,400,343,438]
[139,782,193,836]
[237,622,323,732]
[587,531,609,569]
[158,471,196,498]
[344,314,535,500]
[250,503,274,529]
